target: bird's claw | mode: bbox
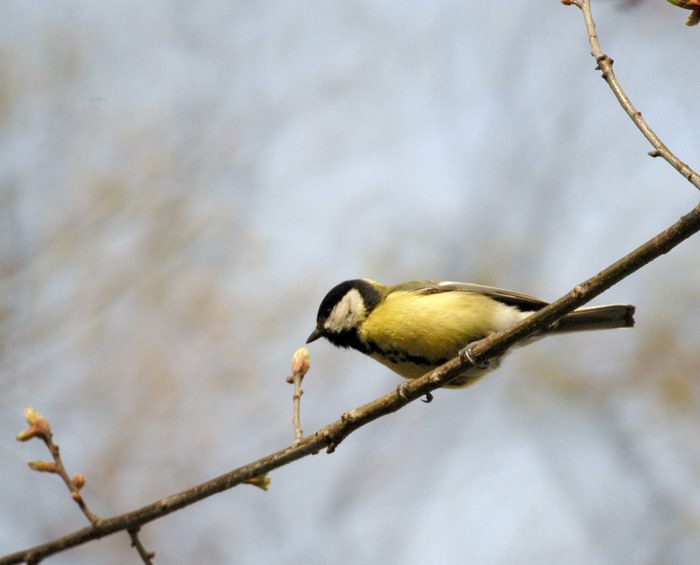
[396,381,411,400]
[460,343,490,369]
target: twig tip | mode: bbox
[291,347,311,376]
[28,460,58,473]
[17,407,52,442]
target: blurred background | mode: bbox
[2,1,700,563]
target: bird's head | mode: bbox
[306,279,383,349]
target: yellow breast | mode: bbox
[359,290,516,369]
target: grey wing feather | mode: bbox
[404,280,549,312]
[392,280,634,329]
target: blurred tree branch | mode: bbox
[2,1,700,563]
[563,0,700,191]
[13,409,154,565]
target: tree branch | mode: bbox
[13,408,155,565]
[127,528,155,565]
[563,0,700,191]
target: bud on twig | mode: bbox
[244,475,271,491]
[287,347,310,383]
[72,473,87,491]
[287,348,310,444]
[16,427,40,442]
[16,407,52,442]
[28,460,58,473]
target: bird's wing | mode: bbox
[401,280,549,312]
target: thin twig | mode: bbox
[128,528,155,564]
[563,0,700,191]
[286,348,310,445]
[3,200,700,565]
[14,408,155,564]
[17,409,100,526]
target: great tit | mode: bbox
[306,279,635,388]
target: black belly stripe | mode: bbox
[365,340,449,367]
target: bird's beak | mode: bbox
[306,328,322,343]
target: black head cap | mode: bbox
[306,279,383,350]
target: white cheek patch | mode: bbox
[324,289,366,333]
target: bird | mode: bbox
[306,279,635,388]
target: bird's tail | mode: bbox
[548,304,636,334]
